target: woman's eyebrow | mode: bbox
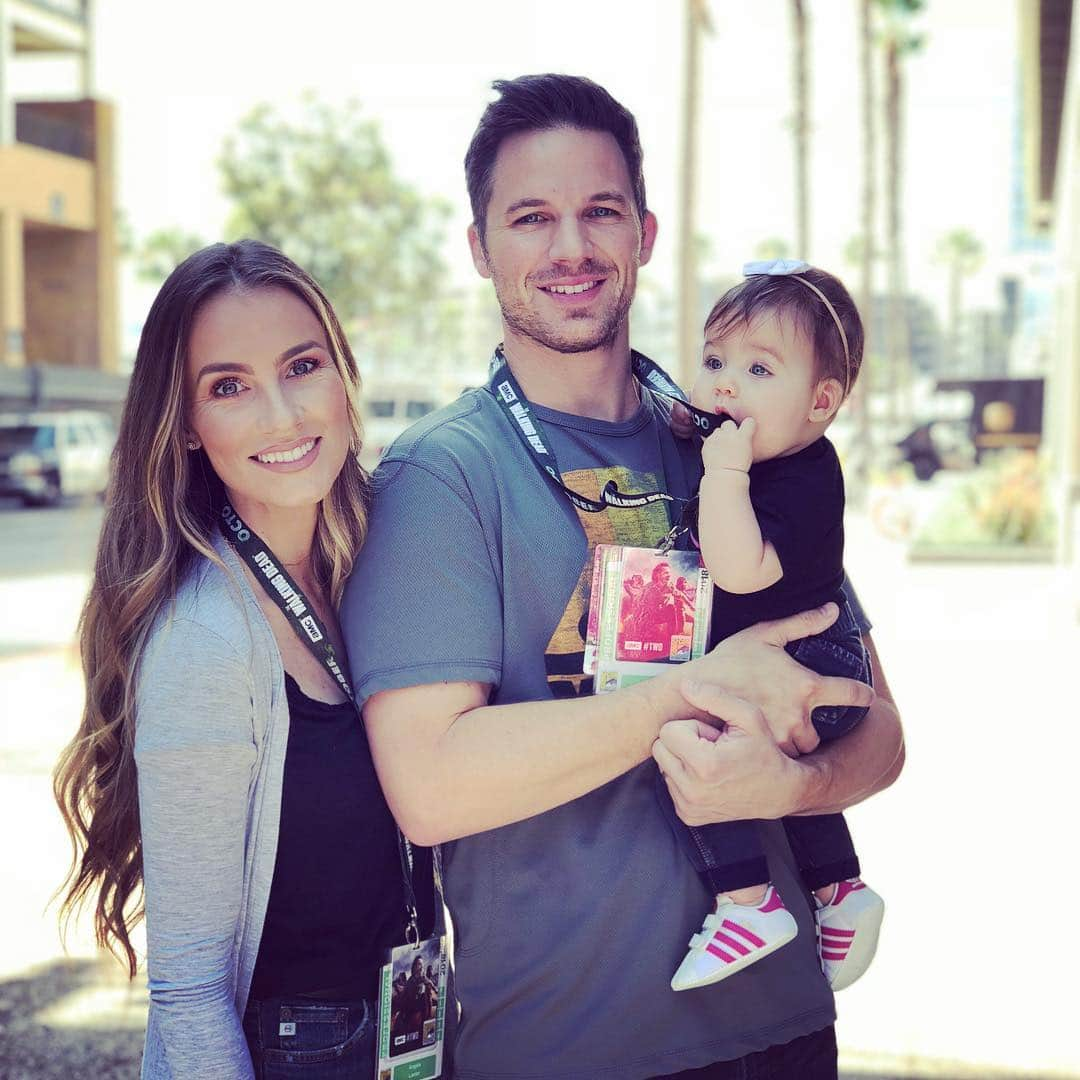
[195,360,253,382]
[277,339,322,362]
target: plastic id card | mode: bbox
[375,934,447,1080]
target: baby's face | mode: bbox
[690,309,821,462]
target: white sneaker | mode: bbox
[671,884,798,991]
[815,878,885,991]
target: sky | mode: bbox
[14,0,1021,359]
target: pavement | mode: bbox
[1,493,1078,1079]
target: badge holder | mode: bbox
[374,835,447,1079]
[375,930,448,1080]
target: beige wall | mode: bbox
[0,208,25,367]
[25,224,99,367]
[0,98,118,371]
[0,142,95,229]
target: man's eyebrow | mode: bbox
[589,190,630,207]
[504,197,548,216]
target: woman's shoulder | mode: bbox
[145,536,271,671]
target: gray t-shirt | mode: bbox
[342,384,837,1080]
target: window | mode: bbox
[369,400,395,418]
[405,400,435,420]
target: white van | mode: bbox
[0,410,116,506]
[360,383,439,471]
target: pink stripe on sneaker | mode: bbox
[758,889,787,914]
[822,950,849,960]
[712,931,751,956]
[821,927,856,939]
[832,879,867,904]
[706,943,736,962]
[722,920,766,948]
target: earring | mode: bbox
[186,439,200,451]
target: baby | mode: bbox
[666,259,885,993]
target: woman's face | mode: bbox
[185,286,351,518]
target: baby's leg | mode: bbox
[654,771,798,991]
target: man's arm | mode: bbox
[363,604,875,846]
[651,632,903,827]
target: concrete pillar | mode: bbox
[0,208,25,367]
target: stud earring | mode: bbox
[186,439,200,451]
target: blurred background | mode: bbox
[1,1,1077,1076]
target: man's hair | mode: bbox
[704,266,865,396]
[464,73,648,242]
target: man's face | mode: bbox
[469,126,657,354]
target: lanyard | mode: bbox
[487,346,722,516]
[218,501,422,945]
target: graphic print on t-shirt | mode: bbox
[545,466,671,698]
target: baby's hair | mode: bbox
[704,266,864,398]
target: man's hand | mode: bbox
[682,603,875,756]
[652,685,805,824]
[701,417,756,475]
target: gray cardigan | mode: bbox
[135,533,288,1079]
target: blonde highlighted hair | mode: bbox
[54,240,370,974]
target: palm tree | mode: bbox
[791,0,810,259]
[876,0,925,426]
[848,0,877,505]
[677,0,713,387]
[934,228,984,374]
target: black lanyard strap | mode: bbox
[487,346,724,517]
[218,501,422,943]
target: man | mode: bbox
[342,74,903,1080]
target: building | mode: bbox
[1019,0,1079,560]
[0,0,125,413]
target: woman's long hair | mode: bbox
[53,240,370,975]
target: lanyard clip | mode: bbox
[405,906,421,947]
[657,523,686,555]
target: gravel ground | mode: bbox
[0,957,144,1079]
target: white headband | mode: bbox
[742,259,852,397]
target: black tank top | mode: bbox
[250,673,406,1000]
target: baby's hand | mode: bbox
[670,401,696,440]
[701,417,756,475]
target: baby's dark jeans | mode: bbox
[656,600,870,894]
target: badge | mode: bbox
[375,934,447,1080]
[585,544,713,693]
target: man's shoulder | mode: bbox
[366,387,512,507]
[377,388,505,468]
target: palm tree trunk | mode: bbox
[851,0,875,505]
[677,0,705,389]
[792,0,810,258]
[884,38,911,427]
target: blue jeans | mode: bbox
[658,601,870,894]
[243,995,375,1079]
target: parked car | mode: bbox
[0,410,115,506]
[359,383,439,470]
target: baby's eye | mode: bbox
[749,362,771,377]
[703,355,723,371]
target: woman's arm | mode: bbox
[135,617,257,1079]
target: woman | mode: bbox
[54,240,429,1078]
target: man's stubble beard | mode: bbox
[490,266,638,356]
